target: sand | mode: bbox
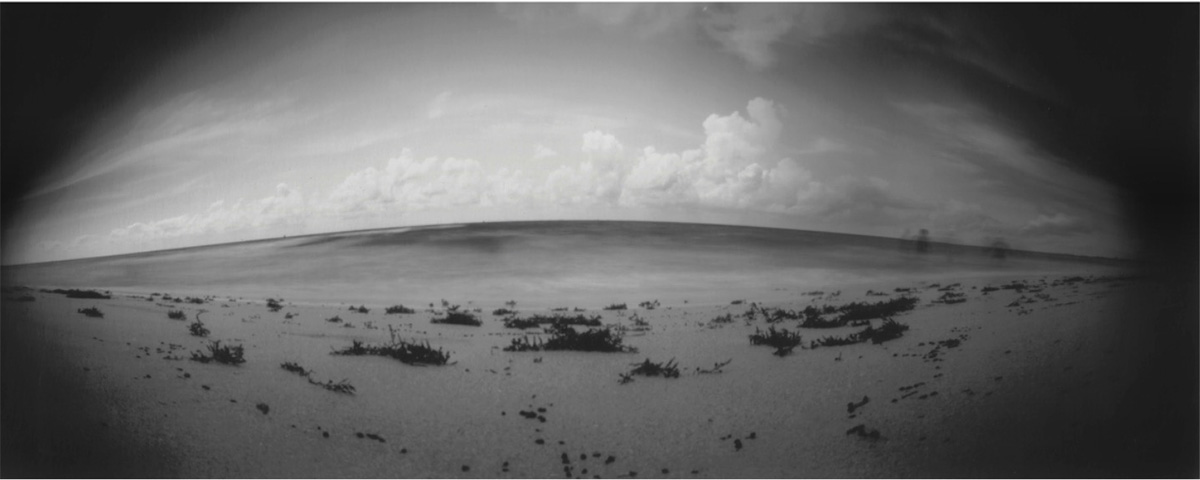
[0,269,1170,477]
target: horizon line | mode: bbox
[1,219,1135,268]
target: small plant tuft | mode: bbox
[167,310,187,320]
[602,303,627,311]
[189,320,210,337]
[191,340,245,365]
[77,306,104,318]
[385,305,415,315]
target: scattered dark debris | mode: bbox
[695,359,732,374]
[503,314,602,329]
[847,396,870,413]
[619,358,680,384]
[845,424,881,440]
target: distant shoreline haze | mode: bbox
[1,221,1131,308]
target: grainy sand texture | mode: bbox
[0,223,1191,478]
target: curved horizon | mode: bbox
[3,5,1195,265]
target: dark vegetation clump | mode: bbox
[191,340,246,365]
[267,298,283,312]
[432,305,482,326]
[504,324,636,353]
[44,288,110,299]
[77,306,104,318]
[503,314,603,329]
[331,326,451,366]
[493,308,518,316]
[280,361,312,376]
[167,310,187,320]
[638,300,660,310]
[189,320,210,337]
[749,326,803,356]
[835,296,919,324]
[602,303,627,311]
[809,318,910,348]
[348,305,370,314]
[308,378,356,395]
[619,358,680,384]
[326,315,343,324]
[731,299,745,305]
[709,313,734,325]
[933,292,967,304]
[385,305,415,315]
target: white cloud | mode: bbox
[581,130,625,157]
[533,144,559,159]
[106,182,308,245]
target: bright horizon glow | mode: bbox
[3,4,1135,265]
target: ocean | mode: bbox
[1,221,1118,308]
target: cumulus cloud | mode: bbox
[620,97,815,211]
[700,4,800,70]
[326,149,538,215]
[533,144,559,159]
[107,183,308,245]
[581,130,624,157]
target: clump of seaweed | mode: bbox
[308,378,356,395]
[77,306,104,318]
[167,310,187,320]
[385,305,415,315]
[280,361,312,376]
[432,305,482,326]
[809,317,910,348]
[502,314,602,329]
[326,315,343,324]
[45,288,110,299]
[619,358,680,384]
[504,324,636,353]
[493,308,518,316]
[348,305,370,314]
[189,320,210,337]
[602,303,627,311]
[749,326,803,356]
[267,298,283,312]
[709,313,734,325]
[191,340,245,365]
[331,326,451,366]
[933,292,967,304]
[638,300,660,310]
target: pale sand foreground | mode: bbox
[0,270,1163,477]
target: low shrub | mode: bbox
[638,300,660,310]
[331,326,451,366]
[189,321,210,337]
[503,314,603,329]
[749,326,803,356]
[77,307,104,318]
[432,310,482,326]
[602,303,627,311]
[709,313,734,324]
[348,305,370,314]
[326,315,343,323]
[46,289,110,299]
[281,361,312,376]
[619,358,680,384]
[267,298,283,312]
[168,310,187,320]
[385,305,415,315]
[191,340,245,365]
[308,377,356,395]
[695,359,732,374]
[493,308,518,316]
[504,324,636,353]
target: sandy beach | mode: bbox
[1,258,1164,477]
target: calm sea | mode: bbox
[1,221,1119,308]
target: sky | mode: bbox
[2,4,1196,264]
